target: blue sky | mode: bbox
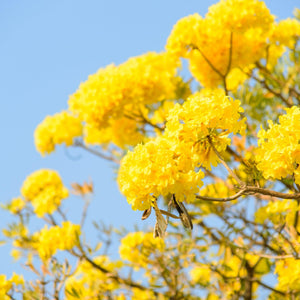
[0,0,299,280]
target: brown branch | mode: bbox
[254,279,286,296]
[160,209,181,219]
[74,140,120,164]
[189,44,225,79]
[137,108,165,132]
[80,198,90,227]
[244,186,300,200]
[225,32,233,77]
[226,145,249,167]
[244,69,292,107]
[223,31,234,95]
[124,110,165,132]
[255,62,285,86]
[256,61,300,104]
[74,239,163,296]
[196,185,300,203]
[196,188,246,202]
[209,258,287,297]
[57,207,68,222]
[81,253,159,294]
[249,252,294,259]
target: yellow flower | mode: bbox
[200,182,234,199]
[270,18,300,49]
[118,136,204,210]
[21,169,68,217]
[0,275,12,299]
[34,110,83,155]
[164,90,246,170]
[225,68,248,91]
[119,232,165,269]
[275,258,300,292]
[10,249,22,261]
[65,256,121,299]
[69,52,180,128]
[84,116,144,149]
[35,221,80,262]
[132,288,161,300]
[0,273,24,299]
[265,18,300,68]
[10,273,24,286]
[8,197,26,214]
[257,106,300,183]
[166,0,273,87]
[206,0,274,33]
[255,200,298,226]
[190,265,211,286]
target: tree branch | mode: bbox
[196,186,300,203]
[74,140,120,164]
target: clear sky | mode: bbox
[1,0,299,279]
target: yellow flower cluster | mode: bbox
[84,117,144,149]
[21,169,68,217]
[7,197,26,214]
[166,0,274,87]
[165,90,246,169]
[270,18,300,49]
[266,18,300,68]
[68,52,180,128]
[34,111,83,155]
[190,265,211,286]
[65,256,121,299]
[0,273,24,299]
[119,232,165,268]
[118,137,204,210]
[206,0,273,33]
[275,258,300,292]
[255,200,298,226]
[34,221,80,262]
[257,106,300,184]
[118,91,245,210]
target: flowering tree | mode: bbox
[2,0,300,299]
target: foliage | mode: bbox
[2,0,300,299]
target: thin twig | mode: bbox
[244,186,300,200]
[196,188,246,202]
[160,209,181,219]
[248,252,294,259]
[244,69,292,107]
[254,279,286,296]
[189,44,225,79]
[57,207,67,221]
[74,140,120,164]
[196,186,300,202]
[81,252,159,294]
[80,196,91,227]
[225,32,233,77]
